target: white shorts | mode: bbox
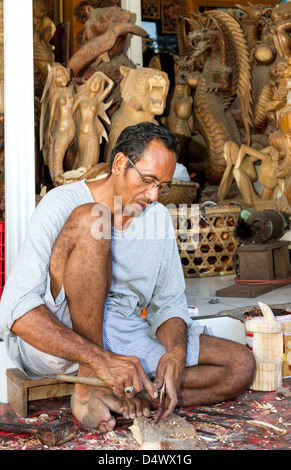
[17,277,206,379]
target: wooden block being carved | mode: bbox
[130,414,208,450]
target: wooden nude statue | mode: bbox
[33,0,56,78]
[162,55,195,155]
[217,141,283,205]
[218,57,291,206]
[72,71,113,171]
[40,63,76,186]
[106,66,170,164]
[218,80,291,206]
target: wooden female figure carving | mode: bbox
[40,63,76,186]
[72,71,113,171]
[33,0,56,78]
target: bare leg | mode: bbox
[177,335,256,407]
[49,202,127,430]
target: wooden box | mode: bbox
[238,241,290,281]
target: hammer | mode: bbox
[0,418,77,446]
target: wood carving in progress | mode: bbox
[130,414,208,450]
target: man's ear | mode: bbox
[111,152,127,175]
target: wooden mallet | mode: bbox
[0,418,77,446]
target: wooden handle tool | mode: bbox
[0,419,77,446]
[56,373,110,388]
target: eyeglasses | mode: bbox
[126,156,173,196]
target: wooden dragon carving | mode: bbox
[176,11,253,185]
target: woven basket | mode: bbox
[158,181,199,206]
[169,205,241,277]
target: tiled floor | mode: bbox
[184,274,291,318]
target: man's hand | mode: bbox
[94,351,158,401]
[154,346,186,420]
[153,318,188,420]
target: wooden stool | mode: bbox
[6,368,73,417]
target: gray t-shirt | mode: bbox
[0,180,193,370]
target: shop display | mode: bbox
[4,0,287,281]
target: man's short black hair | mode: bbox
[110,122,180,170]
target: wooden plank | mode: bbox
[216,283,278,298]
[6,368,64,388]
[6,375,28,418]
[28,383,73,401]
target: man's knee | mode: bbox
[199,335,256,391]
[234,343,256,381]
[68,202,112,243]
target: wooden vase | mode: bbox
[245,302,284,391]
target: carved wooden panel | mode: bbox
[186,0,280,14]
[161,0,186,34]
[141,0,160,20]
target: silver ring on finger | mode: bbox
[124,385,134,394]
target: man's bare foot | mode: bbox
[71,386,124,431]
[71,385,153,431]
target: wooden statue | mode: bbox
[106,66,170,164]
[162,55,195,156]
[217,141,282,206]
[40,63,76,186]
[232,4,276,141]
[67,5,148,78]
[67,3,149,127]
[218,60,291,210]
[33,0,56,78]
[176,11,253,184]
[40,65,113,186]
[72,71,113,171]
[270,1,291,60]
[235,3,274,52]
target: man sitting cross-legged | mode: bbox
[0,122,256,430]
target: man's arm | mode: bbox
[154,317,188,419]
[12,305,157,399]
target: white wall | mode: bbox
[0,0,142,404]
[1,0,35,402]
[4,0,35,276]
[121,0,143,67]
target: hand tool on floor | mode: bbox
[154,380,166,425]
[0,418,77,446]
[56,373,110,388]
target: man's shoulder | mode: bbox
[38,181,92,208]
[145,201,171,217]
